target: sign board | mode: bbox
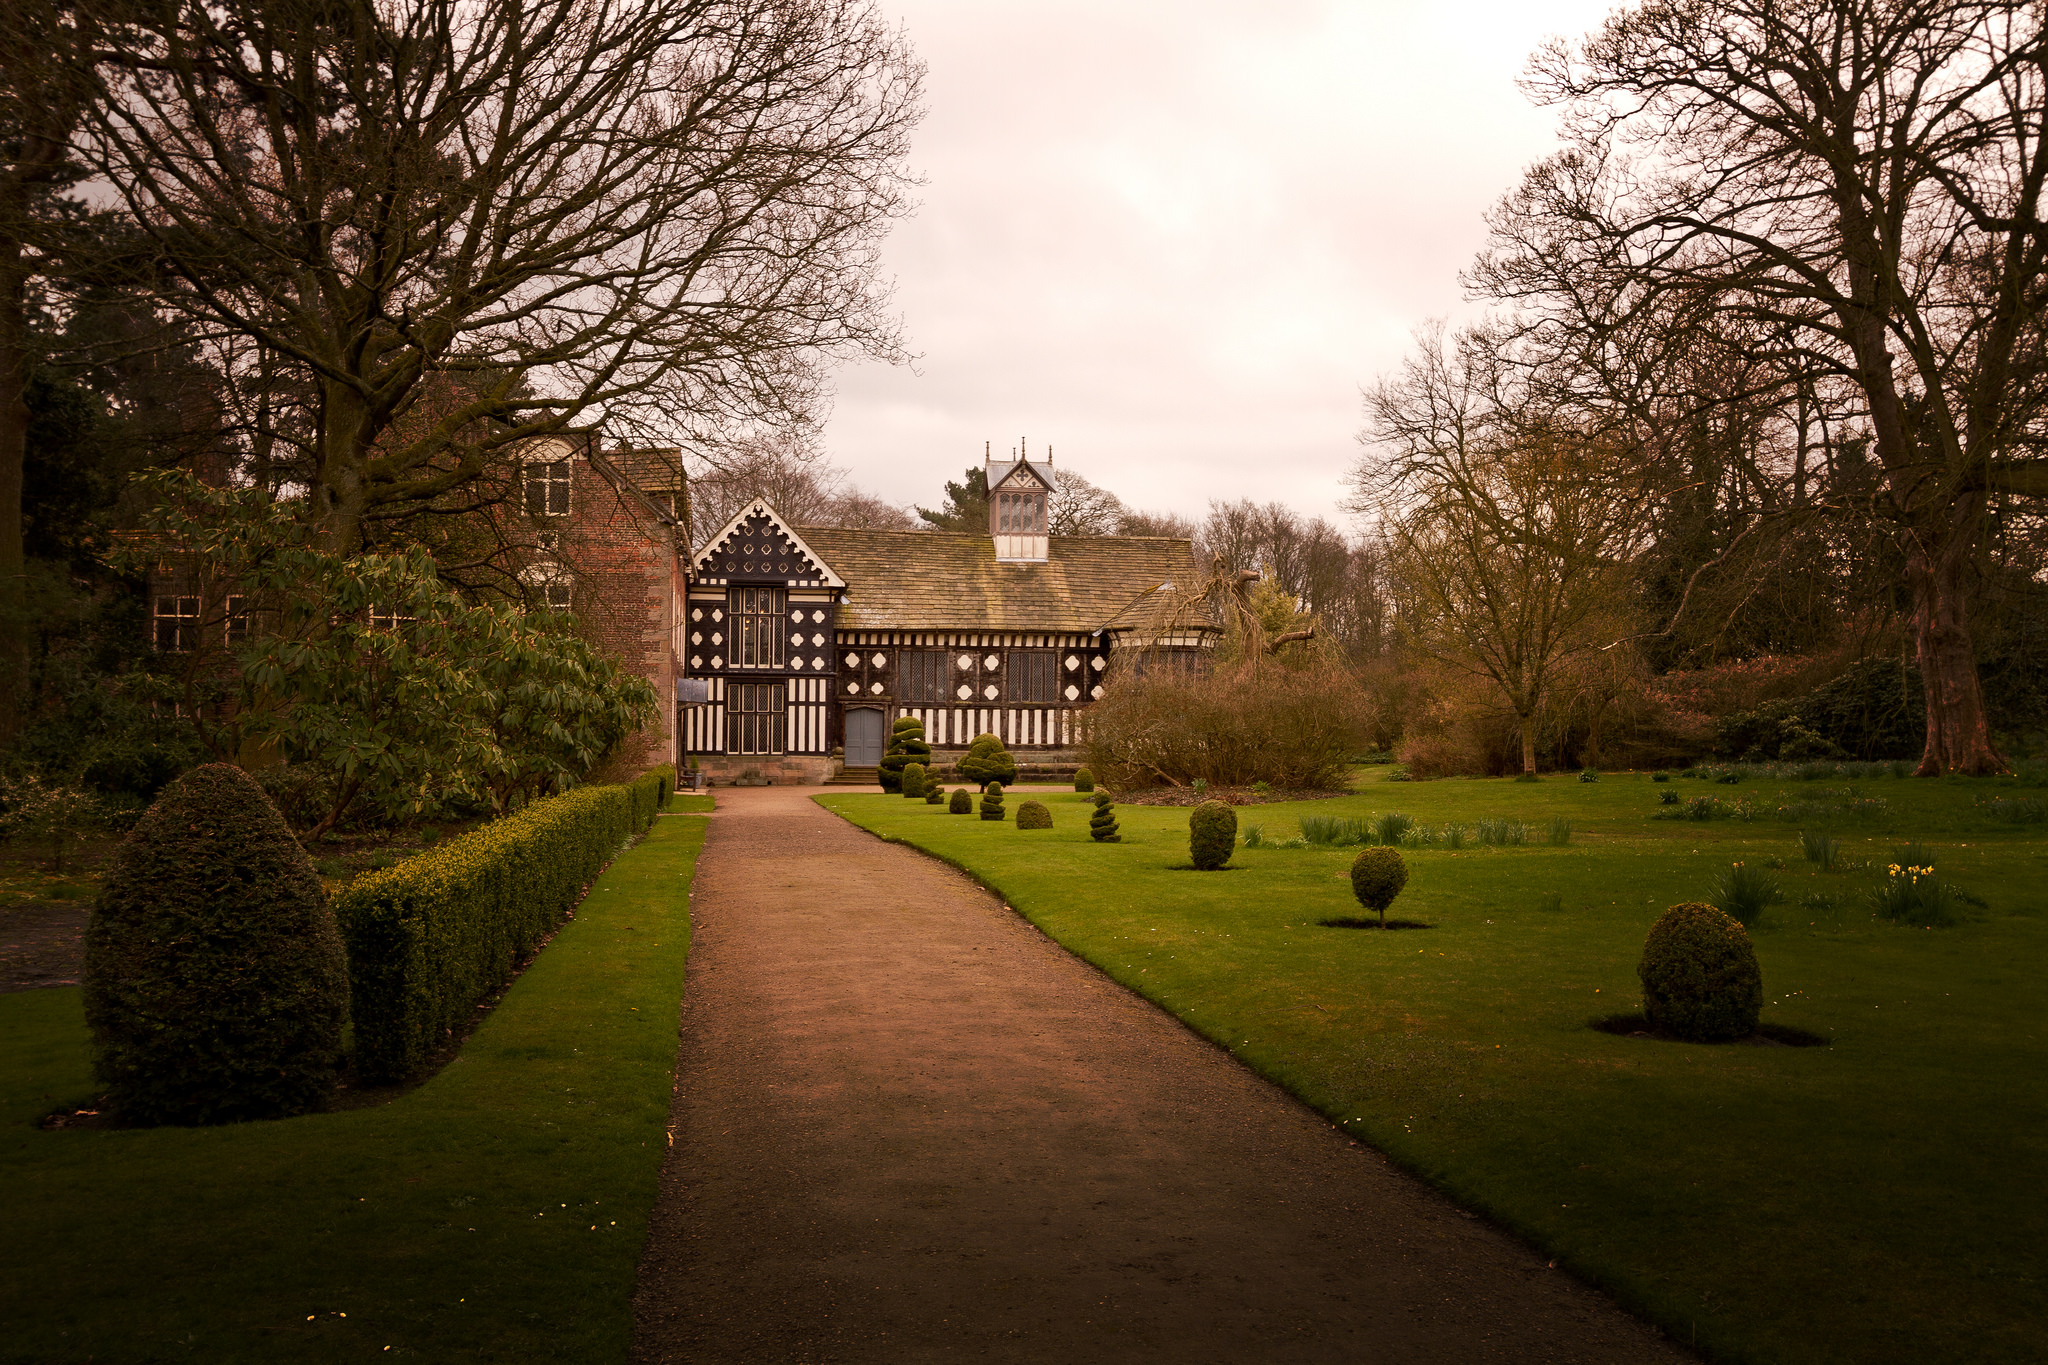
[676,678,711,705]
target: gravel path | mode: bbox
[631,785,1688,1364]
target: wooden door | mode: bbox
[845,707,885,767]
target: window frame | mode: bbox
[153,595,199,652]
[727,682,787,755]
[523,458,573,517]
[995,489,1045,535]
[224,595,250,647]
[729,586,787,669]
[1005,649,1059,704]
[898,648,949,703]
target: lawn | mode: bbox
[0,796,710,1364]
[824,771,2048,1365]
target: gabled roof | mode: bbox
[789,527,1217,634]
[986,459,1053,493]
[692,498,846,589]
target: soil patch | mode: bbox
[1119,785,1349,807]
[632,785,1690,1364]
[1589,1012,1829,1048]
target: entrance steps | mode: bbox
[827,767,879,786]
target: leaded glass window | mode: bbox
[730,586,786,668]
[728,682,786,755]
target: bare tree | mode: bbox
[1047,466,1126,535]
[75,0,923,554]
[1486,0,2048,774]
[1114,506,1198,539]
[688,428,909,543]
[1355,326,1650,774]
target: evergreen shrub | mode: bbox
[959,732,1018,789]
[1188,800,1236,869]
[1348,846,1409,928]
[925,782,945,805]
[901,762,926,798]
[979,781,1006,820]
[1074,767,1095,792]
[879,717,931,793]
[1015,800,1052,829]
[1090,792,1121,842]
[83,764,349,1125]
[949,787,973,814]
[333,769,668,1083]
[1638,903,1763,1041]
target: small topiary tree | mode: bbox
[879,717,931,793]
[949,787,973,814]
[925,781,946,805]
[1638,902,1763,1042]
[1073,767,1095,792]
[1090,791,1121,842]
[901,762,927,798]
[83,764,349,1125]
[958,732,1018,790]
[979,780,1006,821]
[1188,799,1236,869]
[1349,846,1410,928]
[1016,799,1052,829]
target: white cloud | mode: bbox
[828,0,1619,525]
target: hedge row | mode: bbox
[333,767,673,1083]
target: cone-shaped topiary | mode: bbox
[901,762,927,798]
[958,732,1018,790]
[1073,767,1095,792]
[1639,902,1763,1041]
[1016,799,1052,829]
[925,781,946,805]
[1349,846,1410,928]
[83,764,349,1125]
[1090,791,1121,842]
[1189,799,1236,869]
[949,787,973,814]
[979,781,1006,821]
[879,717,931,793]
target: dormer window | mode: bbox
[995,490,1046,536]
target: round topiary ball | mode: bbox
[1015,799,1052,830]
[83,764,349,1125]
[1638,902,1763,1042]
[949,787,973,814]
[1188,799,1236,869]
[1074,767,1095,793]
[1349,846,1409,926]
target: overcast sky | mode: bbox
[823,0,1620,529]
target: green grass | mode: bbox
[0,801,707,1364]
[822,770,2048,1365]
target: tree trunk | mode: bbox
[1907,541,2004,776]
[1519,712,1537,775]
[0,242,29,744]
[311,378,373,553]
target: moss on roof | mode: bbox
[791,527,1212,634]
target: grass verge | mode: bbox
[823,773,2046,1365]
[0,799,706,1364]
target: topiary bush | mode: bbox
[1074,767,1095,792]
[1348,846,1410,928]
[924,782,945,805]
[1090,791,1121,842]
[901,762,927,799]
[83,763,350,1125]
[879,717,931,793]
[958,732,1018,790]
[1638,902,1763,1042]
[979,781,1006,821]
[1188,799,1236,869]
[1016,799,1052,829]
[948,786,972,814]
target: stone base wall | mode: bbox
[692,754,838,787]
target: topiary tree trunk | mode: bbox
[83,764,349,1125]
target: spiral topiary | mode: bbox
[1348,846,1410,929]
[83,764,349,1125]
[1089,791,1121,843]
[1074,767,1095,793]
[949,786,973,814]
[879,717,931,793]
[901,762,926,798]
[1188,799,1236,869]
[1638,902,1763,1042]
[1016,799,1051,829]
[958,732,1018,790]
[979,781,1006,821]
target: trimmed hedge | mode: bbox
[1639,902,1763,1042]
[1015,799,1051,829]
[334,769,669,1084]
[979,781,1006,821]
[902,762,927,799]
[1189,799,1236,869]
[1073,767,1095,792]
[949,787,973,814]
